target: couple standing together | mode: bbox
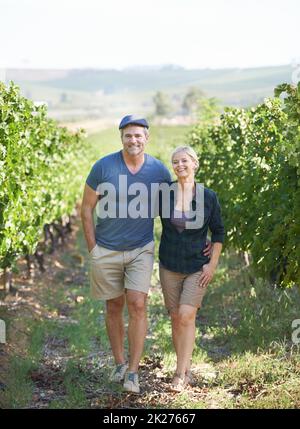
[81,115,225,394]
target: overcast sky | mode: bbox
[0,0,299,69]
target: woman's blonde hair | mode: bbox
[171,146,199,170]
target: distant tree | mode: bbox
[182,87,205,115]
[153,91,172,116]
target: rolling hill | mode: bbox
[4,64,293,121]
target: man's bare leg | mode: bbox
[126,290,148,372]
[106,294,126,364]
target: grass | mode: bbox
[1,357,36,408]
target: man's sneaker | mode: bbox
[123,372,140,394]
[109,363,128,383]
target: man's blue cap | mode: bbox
[119,115,149,130]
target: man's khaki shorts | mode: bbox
[89,241,155,301]
[159,263,207,311]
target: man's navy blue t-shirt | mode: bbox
[86,150,171,251]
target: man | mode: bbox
[81,115,171,393]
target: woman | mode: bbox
[159,146,225,391]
